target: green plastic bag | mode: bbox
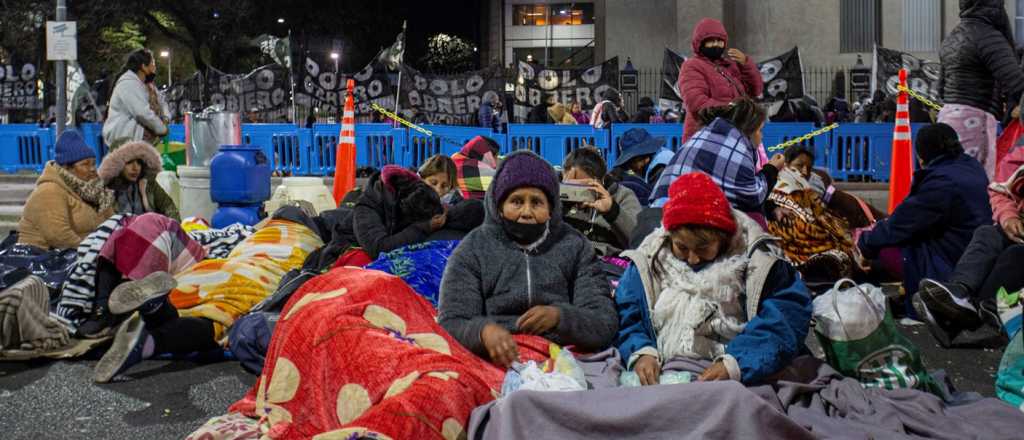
[813,279,942,395]
[995,287,1024,410]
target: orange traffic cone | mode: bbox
[332,79,357,205]
[888,68,913,214]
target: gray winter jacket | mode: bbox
[438,151,619,358]
[102,71,168,147]
[562,181,641,256]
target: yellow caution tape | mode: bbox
[766,123,840,152]
[371,103,433,137]
[897,85,944,112]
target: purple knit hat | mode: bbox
[490,152,559,206]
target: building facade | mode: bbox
[481,0,1019,70]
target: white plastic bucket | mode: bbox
[155,170,181,210]
[177,166,217,221]
[265,177,335,214]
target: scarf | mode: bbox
[55,164,115,212]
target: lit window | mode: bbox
[512,3,594,26]
[513,5,548,26]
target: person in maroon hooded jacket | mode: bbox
[679,18,764,142]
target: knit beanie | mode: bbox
[490,152,559,207]
[55,129,96,166]
[662,172,737,235]
[915,123,963,165]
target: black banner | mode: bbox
[659,48,686,111]
[759,47,804,102]
[206,65,291,121]
[399,65,504,125]
[0,63,41,110]
[513,57,619,121]
[295,57,395,118]
[163,72,203,122]
[872,46,940,101]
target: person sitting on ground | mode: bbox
[97,140,179,221]
[548,102,578,124]
[419,154,462,204]
[650,98,786,226]
[19,129,115,250]
[858,123,992,315]
[354,165,446,260]
[91,207,323,382]
[561,147,641,257]
[451,136,501,201]
[616,172,812,385]
[591,88,629,128]
[610,128,666,204]
[915,143,1024,347]
[646,148,675,188]
[439,151,619,367]
[766,145,856,283]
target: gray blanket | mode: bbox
[469,352,1024,440]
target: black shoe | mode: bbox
[108,272,176,315]
[912,292,958,348]
[918,279,981,329]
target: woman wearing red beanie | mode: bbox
[615,172,812,385]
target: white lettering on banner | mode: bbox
[423,95,437,112]
[272,88,286,106]
[414,75,428,90]
[305,58,320,76]
[518,63,536,81]
[368,79,384,97]
[449,78,466,96]
[429,79,448,95]
[537,70,558,90]
[515,84,527,103]
[528,88,541,106]
[319,72,337,91]
[574,88,593,107]
[466,75,483,93]
[407,90,422,107]
[581,65,603,84]
[437,97,453,114]
[452,96,467,114]
[466,95,481,113]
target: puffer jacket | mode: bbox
[18,163,115,250]
[679,18,764,141]
[938,0,1024,118]
[102,71,168,147]
[438,151,619,358]
[98,141,179,221]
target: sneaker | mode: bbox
[93,313,149,383]
[912,292,957,348]
[918,279,981,329]
[107,272,177,315]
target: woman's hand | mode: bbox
[429,206,447,231]
[634,355,661,386]
[768,153,786,170]
[1003,217,1024,244]
[727,48,748,65]
[698,361,731,381]
[581,179,614,214]
[516,305,561,335]
[481,323,519,369]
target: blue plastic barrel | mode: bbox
[211,204,263,229]
[210,145,271,204]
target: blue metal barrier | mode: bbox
[507,124,609,166]
[609,124,683,164]
[0,122,937,181]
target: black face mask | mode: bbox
[700,46,725,61]
[502,220,548,246]
[144,72,157,84]
[688,260,713,272]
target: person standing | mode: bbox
[938,0,1024,179]
[102,49,168,148]
[679,18,763,142]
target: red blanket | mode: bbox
[230,267,551,439]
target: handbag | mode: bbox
[813,279,941,394]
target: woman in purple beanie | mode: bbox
[438,150,619,368]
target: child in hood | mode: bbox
[97,140,179,221]
[438,151,619,367]
[616,172,812,385]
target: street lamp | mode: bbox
[159,50,171,87]
[277,18,285,24]
[330,52,339,73]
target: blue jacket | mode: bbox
[617,172,652,207]
[858,153,992,294]
[615,217,812,385]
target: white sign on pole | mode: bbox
[46,21,78,61]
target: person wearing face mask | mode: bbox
[97,140,180,220]
[438,151,619,368]
[19,129,116,250]
[679,18,763,143]
[103,49,169,148]
[615,172,812,386]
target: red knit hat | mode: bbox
[662,172,737,235]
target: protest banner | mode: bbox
[399,65,504,125]
[872,46,940,102]
[759,46,805,101]
[513,57,619,121]
[659,48,686,111]
[0,63,42,111]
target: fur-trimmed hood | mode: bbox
[98,141,162,183]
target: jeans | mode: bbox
[951,225,1024,302]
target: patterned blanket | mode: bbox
[767,169,855,277]
[365,240,460,308]
[99,213,207,281]
[227,267,552,439]
[168,219,323,340]
[54,214,129,330]
[187,224,256,260]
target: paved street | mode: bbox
[0,323,1004,440]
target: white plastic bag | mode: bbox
[500,347,587,396]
